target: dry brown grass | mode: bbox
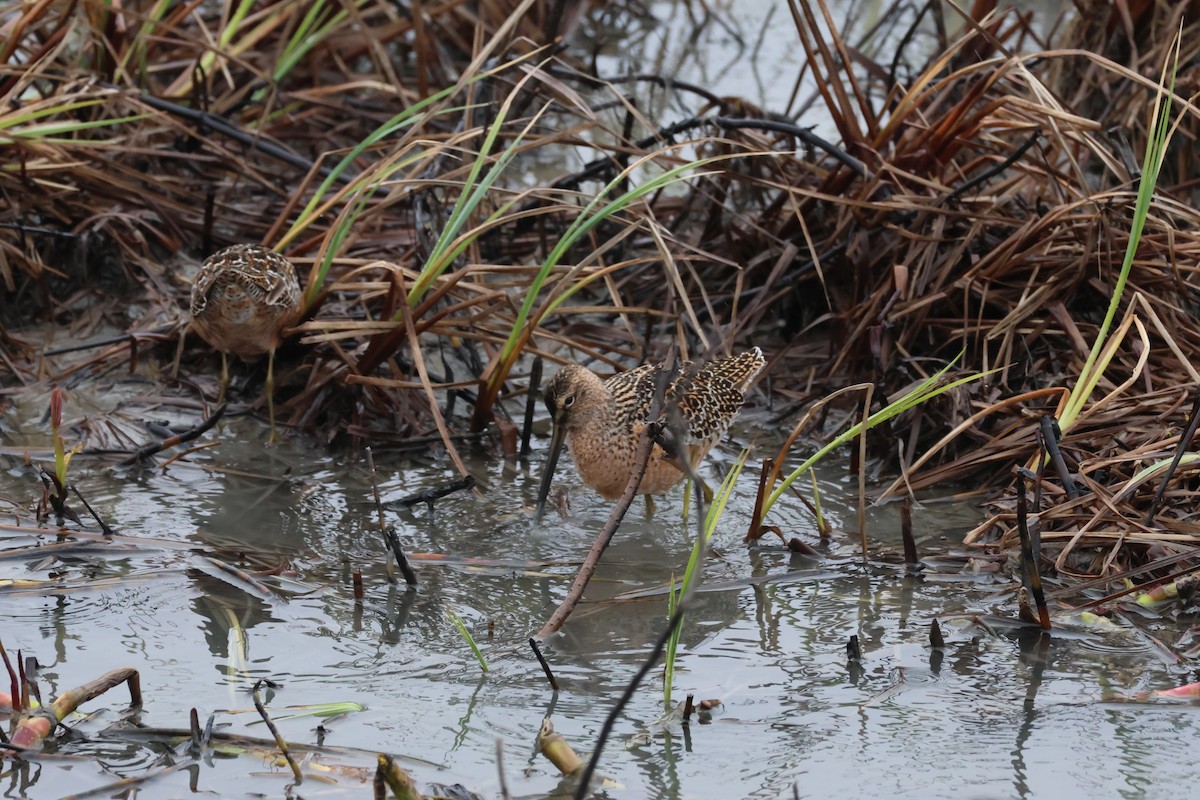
[6,0,1200,584]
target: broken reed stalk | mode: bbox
[534,417,660,640]
[1146,386,1200,522]
[0,640,18,713]
[929,619,945,649]
[857,384,871,560]
[528,638,559,692]
[1037,416,1077,500]
[810,472,829,540]
[373,763,387,800]
[900,496,918,570]
[71,486,114,536]
[121,403,227,465]
[375,754,425,800]
[1014,478,1051,630]
[388,475,476,509]
[189,707,202,751]
[383,530,418,587]
[746,459,772,542]
[366,447,418,586]
[21,655,39,708]
[537,716,585,777]
[6,667,141,752]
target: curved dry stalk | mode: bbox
[879,387,1069,501]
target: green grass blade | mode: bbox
[762,356,991,517]
[664,449,749,707]
[279,53,538,249]
[302,149,429,309]
[219,0,257,48]
[1059,31,1180,431]
[493,154,724,375]
[446,609,489,673]
[405,73,553,308]
[3,114,146,141]
[664,574,680,706]
[278,95,458,248]
[274,0,370,83]
[0,99,108,130]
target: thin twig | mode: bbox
[573,606,686,800]
[367,447,419,586]
[1015,476,1051,630]
[1146,387,1200,522]
[251,679,302,784]
[534,350,676,640]
[386,475,476,510]
[496,738,512,800]
[714,116,871,179]
[944,130,1042,203]
[120,404,227,465]
[134,91,343,182]
[1038,416,1077,499]
[72,486,114,536]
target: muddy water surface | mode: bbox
[1,395,1195,799]
[2,2,1188,798]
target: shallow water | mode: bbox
[2,391,1197,799]
[2,1,1188,797]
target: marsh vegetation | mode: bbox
[4,0,1200,797]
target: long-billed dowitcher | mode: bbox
[534,347,764,520]
[189,244,303,440]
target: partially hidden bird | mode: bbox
[189,243,303,441]
[534,347,765,521]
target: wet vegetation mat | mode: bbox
[6,0,1200,796]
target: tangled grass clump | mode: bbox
[5,0,1200,584]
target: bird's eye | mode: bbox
[563,395,575,408]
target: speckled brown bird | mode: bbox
[534,348,764,520]
[190,244,303,440]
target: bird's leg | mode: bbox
[171,326,187,380]
[653,425,715,504]
[266,348,279,444]
[218,352,229,404]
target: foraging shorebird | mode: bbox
[534,348,764,520]
[189,244,303,440]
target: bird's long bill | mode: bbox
[533,419,567,525]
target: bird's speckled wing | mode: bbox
[190,244,300,317]
[602,362,660,432]
[602,348,764,444]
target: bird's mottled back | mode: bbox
[191,244,300,316]
[535,347,764,504]
[604,347,765,444]
[190,244,302,359]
